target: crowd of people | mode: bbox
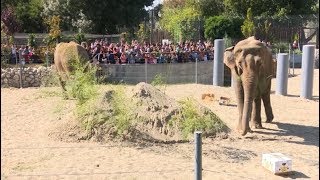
[9,44,41,64]
[81,39,216,64]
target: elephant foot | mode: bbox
[250,121,263,129]
[265,114,274,123]
[239,127,252,136]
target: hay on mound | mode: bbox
[49,82,228,143]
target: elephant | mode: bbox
[54,41,90,93]
[224,36,274,136]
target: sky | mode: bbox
[145,0,163,10]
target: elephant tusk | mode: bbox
[266,75,273,79]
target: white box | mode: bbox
[262,153,292,174]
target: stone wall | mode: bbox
[1,66,52,88]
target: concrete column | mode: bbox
[213,39,224,86]
[276,53,289,96]
[300,45,315,99]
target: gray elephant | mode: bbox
[224,36,274,136]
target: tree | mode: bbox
[223,0,318,17]
[241,8,255,38]
[199,0,224,18]
[204,15,243,41]
[135,23,150,43]
[44,15,62,46]
[14,0,45,33]
[42,0,81,31]
[160,0,200,42]
[1,6,20,36]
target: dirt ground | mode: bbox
[1,69,319,180]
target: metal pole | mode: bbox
[45,49,49,68]
[195,56,198,84]
[276,53,289,96]
[213,39,224,86]
[292,50,295,75]
[288,43,291,75]
[194,131,202,180]
[19,59,25,89]
[300,45,315,99]
[145,55,148,83]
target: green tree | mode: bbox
[44,15,61,46]
[160,0,200,42]
[204,15,243,41]
[199,0,224,18]
[241,8,255,38]
[135,23,150,43]
[223,0,318,17]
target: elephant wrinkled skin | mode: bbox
[224,36,274,136]
[54,41,89,92]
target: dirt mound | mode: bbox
[49,82,228,143]
[130,82,182,142]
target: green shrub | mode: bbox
[204,15,243,41]
[28,33,36,48]
[74,32,86,44]
[65,60,98,105]
[272,42,290,53]
[172,97,227,139]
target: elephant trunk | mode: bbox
[241,77,256,136]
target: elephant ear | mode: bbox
[224,46,235,69]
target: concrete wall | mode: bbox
[1,62,232,88]
[98,61,232,85]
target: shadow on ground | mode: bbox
[277,170,310,179]
[254,122,319,147]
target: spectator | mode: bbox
[292,40,298,50]
[11,44,17,64]
[22,45,30,64]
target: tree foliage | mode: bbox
[241,8,256,38]
[160,0,200,42]
[223,0,318,17]
[1,6,20,36]
[204,15,243,40]
[44,15,62,46]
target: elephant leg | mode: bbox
[262,91,274,123]
[59,76,68,99]
[234,77,244,133]
[251,97,263,129]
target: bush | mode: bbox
[74,32,86,44]
[28,33,36,48]
[171,97,227,139]
[204,15,243,41]
[272,42,290,53]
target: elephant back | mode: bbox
[54,41,90,80]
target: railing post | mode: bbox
[194,131,202,180]
[300,45,315,99]
[276,53,289,96]
[195,56,198,84]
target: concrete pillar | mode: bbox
[300,45,315,99]
[213,39,224,86]
[276,53,289,96]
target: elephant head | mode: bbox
[224,36,272,136]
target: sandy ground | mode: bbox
[1,69,319,180]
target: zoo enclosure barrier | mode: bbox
[96,60,232,86]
